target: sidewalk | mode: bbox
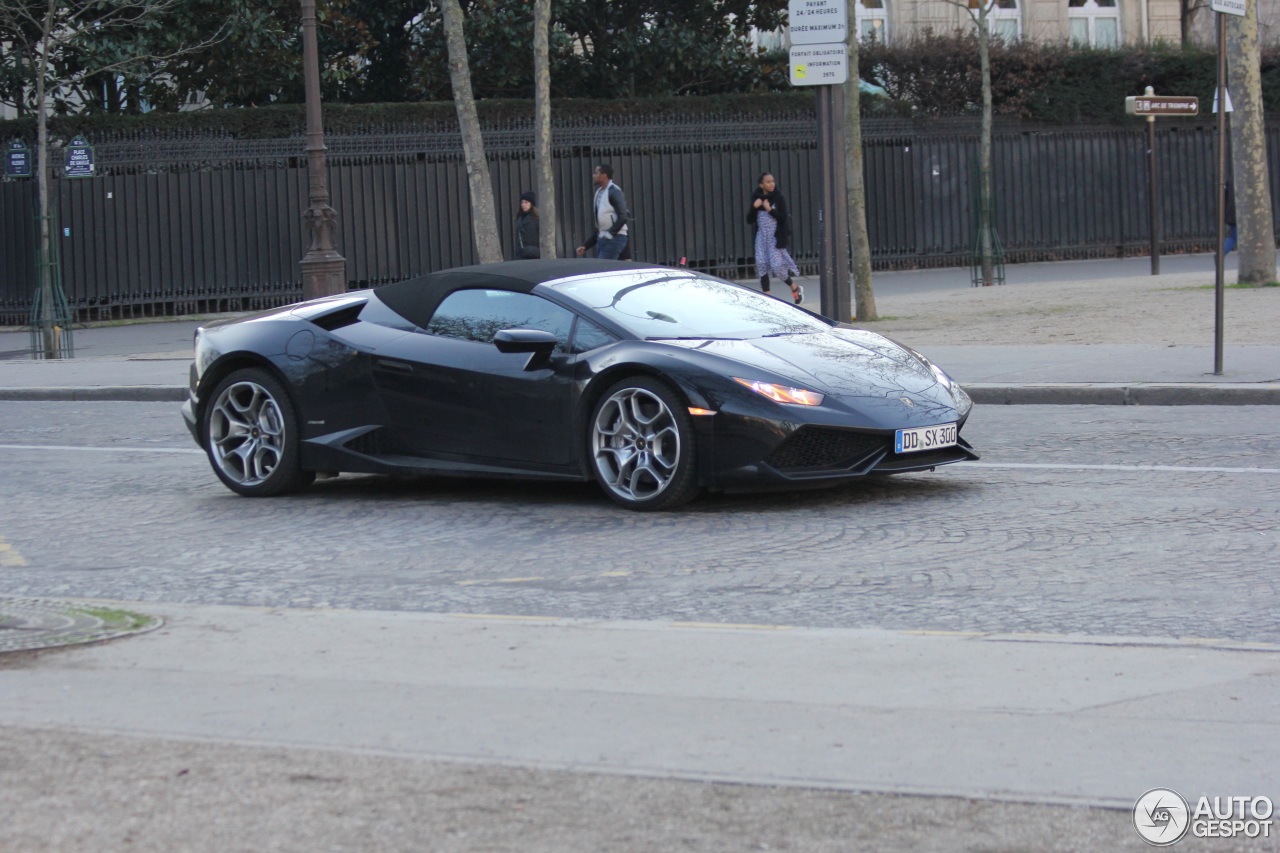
[2,603,1276,852]
[2,265,1277,405]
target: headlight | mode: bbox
[902,345,955,389]
[903,346,969,412]
[928,362,954,391]
[733,377,825,406]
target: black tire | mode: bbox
[588,376,699,511]
[203,368,315,497]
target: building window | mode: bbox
[858,0,889,42]
[1069,0,1120,47]
[990,0,1021,40]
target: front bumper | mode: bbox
[180,361,201,445]
[701,410,978,490]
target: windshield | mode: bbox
[547,270,832,340]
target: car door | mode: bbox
[372,289,579,467]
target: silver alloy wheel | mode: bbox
[592,386,682,502]
[207,380,287,487]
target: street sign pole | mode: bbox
[1209,0,1244,374]
[1215,10,1228,375]
[1148,109,1160,275]
[815,86,851,322]
[1123,91,1198,276]
[789,0,850,321]
[1141,88,1162,275]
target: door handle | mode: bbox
[374,358,414,374]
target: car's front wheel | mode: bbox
[589,376,698,511]
[203,368,314,497]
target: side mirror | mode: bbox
[494,328,559,370]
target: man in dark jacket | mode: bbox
[576,163,629,260]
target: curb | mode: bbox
[0,386,186,402]
[3,383,1279,405]
[965,383,1280,406]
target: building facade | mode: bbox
[826,0,1277,47]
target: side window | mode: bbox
[426,290,574,352]
[570,318,619,354]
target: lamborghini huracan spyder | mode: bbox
[182,260,978,510]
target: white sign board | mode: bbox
[1210,0,1246,15]
[789,43,849,86]
[788,0,849,45]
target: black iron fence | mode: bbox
[0,113,1271,324]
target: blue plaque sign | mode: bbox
[65,135,94,178]
[5,139,31,178]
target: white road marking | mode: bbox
[0,444,203,455]
[968,461,1280,475]
[0,445,1276,475]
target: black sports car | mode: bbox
[182,260,977,510]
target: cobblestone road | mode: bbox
[1,402,1276,642]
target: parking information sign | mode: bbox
[5,140,31,178]
[64,135,94,178]
[788,0,848,44]
[1210,0,1246,15]
[789,43,849,86]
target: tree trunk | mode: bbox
[533,0,557,259]
[843,19,875,321]
[1227,3,1277,284]
[441,0,503,264]
[978,4,995,286]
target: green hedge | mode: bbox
[4,38,1279,142]
[0,93,818,142]
[859,34,1250,123]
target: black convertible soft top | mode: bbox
[374,259,659,330]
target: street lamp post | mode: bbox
[300,0,345,300]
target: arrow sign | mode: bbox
[1124,95,1199,116]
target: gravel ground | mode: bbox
[860,272,1279,346]
[8,725,1273,853]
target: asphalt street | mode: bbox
[1,402,1277,644]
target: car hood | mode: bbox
[660,329,949,404]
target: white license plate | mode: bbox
[895,423,958,454]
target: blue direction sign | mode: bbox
[5,140,31,178]
[65,135,94,178]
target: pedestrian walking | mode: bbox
[576,163,630,260]
[514,191,540,259]
[747,172,802,303]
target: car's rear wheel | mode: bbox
[203,368,314,497]
[590,376,698,511]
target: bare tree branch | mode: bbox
[0,0,232,357]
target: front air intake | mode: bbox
[764,428,886,471]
